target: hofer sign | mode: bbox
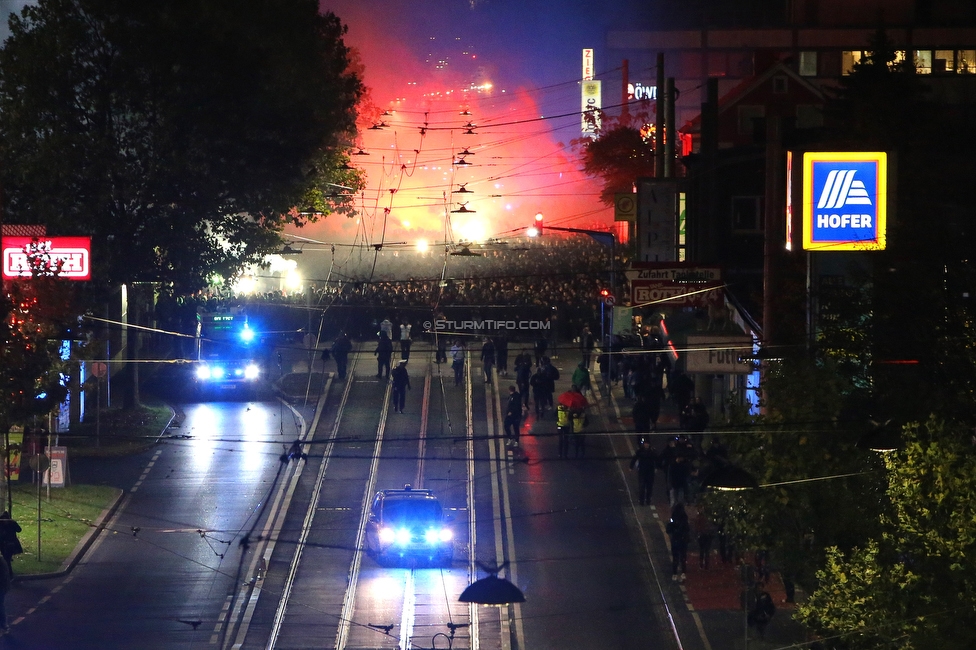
[802,152,887,251]
[2,236,91,280]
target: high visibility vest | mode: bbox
[572,412,585,433]
[556,405,571,428]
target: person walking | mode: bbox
[571,404,588,457]
[503,386,523,446]
[330,331,352,380]
[530,367,548,418]
[496,336,509,376]
[399,322,412,361]
[556,403,572,458]
[451,340,465,386]
[694,506,716,569]
[480,337,496,384]
[436,334,448,364]
[629,439,658,505]
[541,359,559,412]
[571,362,591,395]
[579,326,595,369]
[379,318,393,340]
[515,353,532,408]
[533,336,548,367]
[375,332,393,379]
[0,513,22,576]
[390,360,411,413]
[667,502,691,582]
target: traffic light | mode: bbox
[534,212,544,235]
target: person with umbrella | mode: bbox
[557,386,589,458]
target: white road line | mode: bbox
[464,353,480,650]
[490,368,525,649]
[399,570,416,650]
[335,366,395,650]
[226,375,326,648]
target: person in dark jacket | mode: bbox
[629,439,658,505]
[496,336,509,376]
[481,337,496,384]
[515,353,532,408]
[331,332,352,380]
[667,503,691,582]
[375,332,393,379]
[503,386,523,446]
[0,513,22,575]
[530,367,548,418]
[391,360,411,413]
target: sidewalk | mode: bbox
[593,368,809,650]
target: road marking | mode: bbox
[334,361,395,650]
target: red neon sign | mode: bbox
[1,236,92,280]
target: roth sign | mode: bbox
[2,236,92,280]
[802,151,887,251]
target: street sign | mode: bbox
[604,294,616,306]
[92,362,108,378]
[29,453,50,473]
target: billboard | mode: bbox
[1,236,92,280]
[802,152,887,251]
[581,80,601,137]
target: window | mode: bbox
[772,75,788,93]
[842,50,863,75]
[799,51,818,76]
[892,50,908,70]
[737,105,765,137]
[732,197,764,232]
[959,50,976,73]
[915,50,932,74]
[934,50,954,72]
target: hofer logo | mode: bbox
[802,152,887,251]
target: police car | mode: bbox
[365,486,453,566]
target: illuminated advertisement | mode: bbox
[785,151,793,251]
[582,48,594,81]
[1,235,92,280]
[802,152,887,251]
[581,80,601,137]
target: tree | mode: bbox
[573,108,657,206]
[0,0,364,297]
[795,418,976,649]
[699,357,886,595]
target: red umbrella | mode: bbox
[558,390,588,410]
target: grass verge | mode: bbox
[5,483,120,576]
[65,399,174,457]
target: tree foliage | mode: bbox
[0,0,364,296]
[796,418,976,649]
[700,357,886,591]
[573,107,657,205]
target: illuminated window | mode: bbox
[959,50,976,73]
[731,197,764,232]
[934,50,954,72]
[842,51,863,75]
[915,50,932,74]
[891,50,908,70]
[799,51,818,76]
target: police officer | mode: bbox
[391,360,410,413]
[629,439,658,505]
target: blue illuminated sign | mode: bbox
[803,152,887,251]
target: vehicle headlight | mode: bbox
[424,529,439,544]
[244,364,260,379]
[394,528,412,545]
[196,365,212,380]
[438,528,453,543]
[211,366,226,379]
[379,527,395,544]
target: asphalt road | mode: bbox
[1,340,726,650]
